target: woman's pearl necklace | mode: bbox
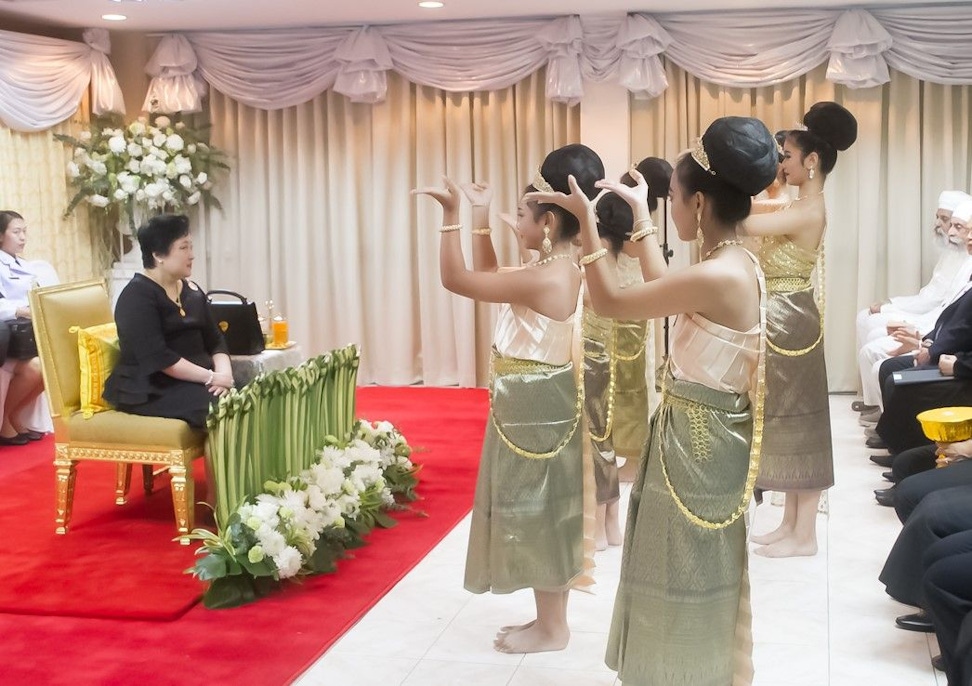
[532,253,574,267]
[702,239,745,261]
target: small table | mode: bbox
[229,346,302,388]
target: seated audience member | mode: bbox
[103,214,232,429]
[857,198,972,418]
[922,527,972,685]
[875,435,972,512]
[879,486,972,676]
[857,190,970,351]
[0,210,50,445]
[871,284,972,454]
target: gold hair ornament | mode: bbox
[690,137,716,175]
[533,168,554,194]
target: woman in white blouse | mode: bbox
[0,211,47,445]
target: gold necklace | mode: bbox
[532,253,574,267]
[702,239,744,261]
[175,291,185,317]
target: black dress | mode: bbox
[103,273,227,428]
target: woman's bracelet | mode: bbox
[205,370,215,385]
[440,223,462,233]
[580,248,608,266]
[629,219,657,241]
[472,227,492,235]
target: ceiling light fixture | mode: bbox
[102,14,128,21]
[418,1,444,8]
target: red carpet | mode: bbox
[0,386,487,685]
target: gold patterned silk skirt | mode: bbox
[583,310,621,505]
[757,284,834,491]
[612,318,651,459]
[607,374,754,686]
[464,353,584,594]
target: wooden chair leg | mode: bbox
[115,464,133,505]
[54,451,77,535]
[169,462,194,545]
[142,464,155,495]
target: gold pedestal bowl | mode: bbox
[916,407,972,466]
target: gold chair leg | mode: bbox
[115,464,133,505]
[169,462,194,545]
[54,451,77,535]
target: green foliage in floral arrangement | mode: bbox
[53,113,229,230]
[184,419,421,609]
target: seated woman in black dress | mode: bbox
[103,214,232,428]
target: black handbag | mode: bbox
[206,290,265,355]
[4,317,37,360]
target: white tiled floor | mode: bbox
[296,396,943,686]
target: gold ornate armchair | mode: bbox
[29,279,206,544]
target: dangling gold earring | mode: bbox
[809,166,815,180]
[695,211,704,246]
[542,226,552,255]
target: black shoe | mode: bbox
[866,436,887,449]
[895,611,934,633]
[882,470,895,482]
[18,430,43,442]
[852,401,878,412]
[869,453,893,468]
[0,434,28,446]
[932,654,945,671]
[875,489,895,507]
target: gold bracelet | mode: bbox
[472,227,492,235]
[629,225,657,241]
[580,248,608,266]
[439,223,462,233]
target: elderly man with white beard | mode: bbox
[858,198,972,439]
[853,191,971,413]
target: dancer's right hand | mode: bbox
[411,176,461,214]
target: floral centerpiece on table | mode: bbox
[54,114,228,231]
[186,419,422,609]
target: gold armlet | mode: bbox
[439,223,462,233]
[629,226,657,242]
[580,248,609,266]
[471,227,492,235]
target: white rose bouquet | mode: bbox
[55,114,228,229]
[186,420,420,609]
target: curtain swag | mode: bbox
[0,27,124,132]
[137,6,972,112]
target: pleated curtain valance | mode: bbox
[140,5,972,112]
[0,28,124,132]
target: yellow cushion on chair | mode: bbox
[73,323,120,418]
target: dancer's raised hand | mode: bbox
[412,176,462,215]
[460,181,493,208]
[596,168,649,211]
[525,174,594,221]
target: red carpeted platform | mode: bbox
[0,386,487,685]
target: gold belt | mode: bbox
[765,276,811,293]
[491,353,566,377]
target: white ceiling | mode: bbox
[0,0,947,33]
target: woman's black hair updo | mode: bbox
[788,101,857,175]
[531,143,605,240]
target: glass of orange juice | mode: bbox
[271,316,288,347]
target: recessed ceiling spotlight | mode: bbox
[102,14,128,21]
[418,1,444,8]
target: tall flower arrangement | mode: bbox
[54,114,228,230]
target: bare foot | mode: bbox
[595,529,608,552]
[494,623,569,653]
[498,619,536,634]
[750,526,792,546]
[753,539,818,558]
[595,503,608,551]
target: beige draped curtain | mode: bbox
[0,114,103,284]
[195,70,579,386]
[631,61,972,391]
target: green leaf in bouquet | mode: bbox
[202,574,280,609]
[191,551,231,581]
[373,511,398,529]
[238,554,276,579]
